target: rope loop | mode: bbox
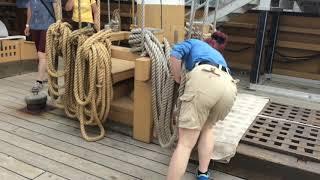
[73,30,113,141]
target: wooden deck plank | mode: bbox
[0,82,177,159]
[0,82,174,157]
[0,87,200,176]
[33,172,66,180]
[0,119,166,180]
[0,101,194,178]
[0,167,28,180]
[0,108,197,179]
[1,76,35,88]
[0,152,44,179]
[0,129,137,180]
[0,91,174,160]
[0,80,34,96]
[0,93,173,159]
[0,84,174,158]
[0,140,101,180]
[0,74,244,180]
[0,103,195,180]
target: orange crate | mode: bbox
[0,39,21,63]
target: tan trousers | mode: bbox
[178,64,237,130]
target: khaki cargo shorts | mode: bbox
[178,64,238,130]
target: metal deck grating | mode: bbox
[261,102,320,127]
[241,114,320,162]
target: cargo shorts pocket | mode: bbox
[178,93,201,129]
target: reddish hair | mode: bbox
[204,31,228,52]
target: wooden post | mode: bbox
[133,57,153,143]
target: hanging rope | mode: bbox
[46,21,72,102]
[96,0,101,31]
[131,0,135,27]
[129,29,186,148]
[64,27,95,118]
[48,0,111,142]
[55,0,63,21]
[74,29,113,141]
[46,0,69,102]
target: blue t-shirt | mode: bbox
[16,0,29,8]
[170,39,228,71]
[28,0,55,30]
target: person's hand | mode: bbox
[24,27,30,36]
[169,57,182,84]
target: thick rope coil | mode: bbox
[46,21,72,99]
[64,27,95,118]
[47,0,109,142]
[129,29,186,148]
[74,30,113,141]
[128,28,162,52]
[185,22,203,39]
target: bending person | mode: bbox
[167,32,237,180]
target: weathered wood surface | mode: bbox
[0,73,242,180]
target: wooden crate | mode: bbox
[20,40,37,60]
[0,39,21,63]
[0,39,37,63]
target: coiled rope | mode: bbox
[74,29,113,141]
[46,21,72,103]
[64,27,95,118]
[129,29,186,148]
[47,0,112,141]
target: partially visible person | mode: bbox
[24,0,56,93]
[16,0,29,36]
[64,0,98,30]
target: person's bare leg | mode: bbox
[37,52,47,81]
[198,125,215,173]
[167,128,200,180]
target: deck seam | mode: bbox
[31,171,46,180]
[0,165,31,180]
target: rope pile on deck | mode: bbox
[46,0,113,141]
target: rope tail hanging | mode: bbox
[64,27,95,118]
[48,0,111,142]
[46,0,72,105]
[71,0,112,142]
[74,30,113,142]
[129,29,186,148]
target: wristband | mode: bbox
[26,24,29,28]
